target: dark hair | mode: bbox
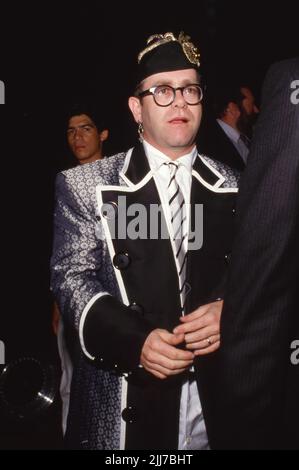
[65,102,106,132]
[212,82,249,118]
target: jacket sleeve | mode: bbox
[50,172,153,372]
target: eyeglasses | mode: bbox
[138,84,203,107]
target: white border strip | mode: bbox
[97,185,129,449]
[192,169,238,193]
[197,155,238,192]
[79,292,111,360]
[120,376,128,450]
[95,174,155,450]
[95,174,155,305]
[199,154,225,185]
[119,148,134,187]
[98,170,154,194]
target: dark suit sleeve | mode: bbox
[51,172,153,372]
[83,295,153,371]
[213,59,299,449]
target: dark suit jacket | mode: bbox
[211,58,299,449]
[197,119,246,171]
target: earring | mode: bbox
[138,122,144,142]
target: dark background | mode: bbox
[0,0,298,448]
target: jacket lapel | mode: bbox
[192,154,226,189]
[119,142,151,187]
[97,144,182,329]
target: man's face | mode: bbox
[129,69,202,159]
[67,114,105,164]
[237,87,259,137]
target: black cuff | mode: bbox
[83,295,154,372]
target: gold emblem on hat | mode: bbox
[138,31,200,67]
[178,32,200,67]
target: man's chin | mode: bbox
[74,153,89,161]
[167,133,195,148]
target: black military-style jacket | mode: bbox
[51,142,239,449]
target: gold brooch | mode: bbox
[178,32,200,67]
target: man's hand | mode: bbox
[173,300,223,356]
[140,329,194,379]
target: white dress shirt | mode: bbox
[143,140,209,450]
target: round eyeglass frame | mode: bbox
[138,84,203,107]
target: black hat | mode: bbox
[136,32,200,85]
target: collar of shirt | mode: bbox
[216,119,248,163]
[217,118,240,145]
[142,139,197,176]
[142,139,196,252]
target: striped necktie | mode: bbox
[166,162,188,312]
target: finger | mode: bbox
[147,329,185,346]
[179,300,223,322]
[179,300,223,323]
[174,310,220,334]
[174,314,220,335]
[166,332,185,346]
[143,350,194,371]
[194,340,220,356]
[185,334,220,350]
[144,359,191,377]
[158,330,186,346]
[184,326,220,344]
[174,318,207,335]
[143,330,194,361]
[154,340,195,361]
[179,305,209,322]
[145,367,167,379]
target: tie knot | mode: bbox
[165,161,179,176]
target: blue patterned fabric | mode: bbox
[51,153,126,449]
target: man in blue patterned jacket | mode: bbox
[51,31,239,450]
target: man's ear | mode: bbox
[100,129,109,142]
[128,96,142,124]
